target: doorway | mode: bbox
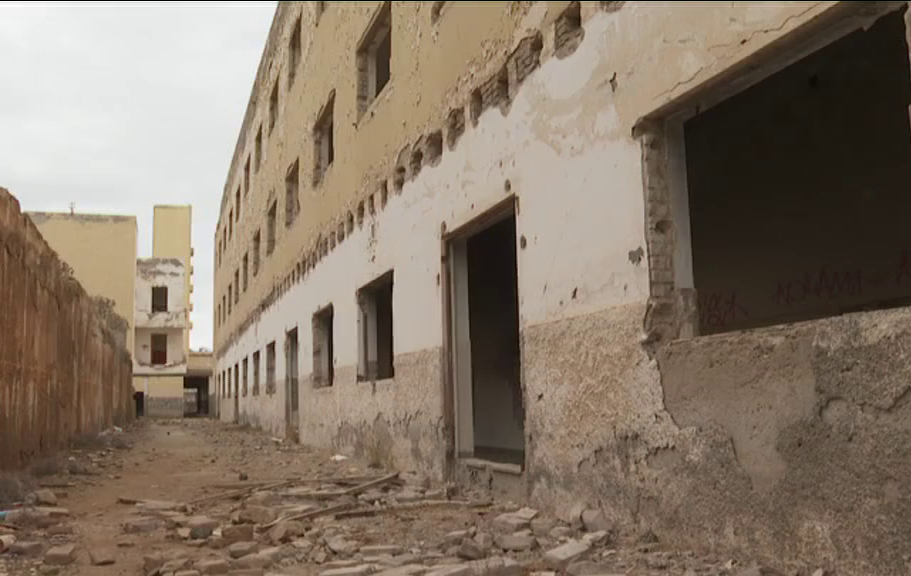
[448,206,524,466]
[285,328,300,441]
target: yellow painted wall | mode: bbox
[152,205,193,354]
[28,212,137,354]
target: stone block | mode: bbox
[197,558,230,575]
[162,558,192,572]
[492,513,529,533]
[188,516,219,540]
[44,544,76,566]
[544,541,591,571]
[33,489,58,506]
[580,511,612,534]
[222,524,255,543]
[375,564,429,576]
[228,541,259,559]
[427,566,472,576]
[443,531,469,546]
[124,517,161,533]
[89,548,116,566]
[457,539,484,560]
[268,520,303,544]
[238,505,276,525]
[362,545,404,556]
[175,571,201,576]
[494,534,535,552]
[468,557,521,576]
[0,534,15,552]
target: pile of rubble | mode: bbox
[0,489,79,575]
[112,468,764,576]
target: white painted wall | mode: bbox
[134,328,186,375]
[216,9,651,447]
[135,258,187,329]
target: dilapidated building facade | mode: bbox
[213,2,911,573]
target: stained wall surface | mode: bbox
[211,2,911,575]
[27,211,137,354]
[0,188,134,469]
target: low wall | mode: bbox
[0,188,134,469]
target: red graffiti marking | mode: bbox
[699,291,748,329]
[773,267,864,306]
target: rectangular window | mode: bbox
[313,93,335,185]
[312,304,334,387]
[151,286,168,313]
[229,209,233,239]
[253,230,261,275]
[267,201,277,255]
[244,156,251,197]
[285,160,300,227]
[289,17,301,89]
[269,77,280,134]
[151,333,168,365]
[236,186,241,220]
[242,357,249,397]
[356,1,392,118]
[243,252,249,292]
[254,125,263,173]
[266,341,276,395]
[222,295,227,322]
[253,350,261,396]
[357,271,394,381]
[234,270,240,304]
[234,363,239,398]
[228,284,233,314]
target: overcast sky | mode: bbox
[0,2,276,351]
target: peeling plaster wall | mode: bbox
[210,2,911,574]
[1,189,134,469]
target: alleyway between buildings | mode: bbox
[0,420,770,576]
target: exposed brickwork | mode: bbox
[0,188,133,469]
[507,32,543,93]
[446,107,465,149]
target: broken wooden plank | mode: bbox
[37,482,76,489]
[342,472,399,497]
[116,496,140,505]
[259,501,354,530]
[188,479,292,506]
[334,499,492,520]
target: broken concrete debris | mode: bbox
[89,547,116,566]
[43,543,76,566]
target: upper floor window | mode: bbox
[356,1,391,118]
[269,77,280,134]
[267,201,277,255]
[254,126,263,173]
[285,160,300,227]
[253,230,261,275]
[313,92,335,185]
[151,333,168,365]
[151,286,168,313]
[289,17,302,89]
[244,156,251,197]
[235,186,241,220]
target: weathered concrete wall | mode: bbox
[0,188,134,469]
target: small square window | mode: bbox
[356,1,392,118]
[312,304,334,387]
[151,286,168,313]
[151,334,168,365]
[357,271,394,381]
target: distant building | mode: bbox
[29,205,212,418]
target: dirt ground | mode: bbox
[0,419,783,576]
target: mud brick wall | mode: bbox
[0,188,134,470]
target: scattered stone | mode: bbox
[468,557,521,576]
[474,533,493,550]
[144,553,165,572]
[268,520,304,544]
[530,518,555,538]
[123,516,160,533]
[47,524,73,535]
[444,531,470,546]
[458,539,484,560]
[9,541,43,556]
[549,527,573,540]
[580,510,612,534]
[257,546,283,567]
[362,545,404,556]
[327,535,359,556]
[320,564,376,576]
[325,560,362,569]
[44,544,76,566]
[175,571,201,576]
[178,527,193,539]
[89,548,116,566]
[197,558,230,574]
[32,489,58,506]
[137,499,182,512]
[292,538,314,552]
[582,530,609,547]
[222,524,255,543]
[0,534,15,552]
[238,505,277,525]
[493,513,530,533]
[116,538,134,548]
[239,472,249,481]
[544,540,591,571]
[162,558,192,573]
[228,541,259,559]
[566,561,615,576]
[494,534,535,552]
[188,516,219,539]
[38,566,60,576]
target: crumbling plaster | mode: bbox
[210,1,911,573]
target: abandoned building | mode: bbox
[212,2,911,573]
[28,205,214,418]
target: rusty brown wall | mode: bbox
[0,188,134,470]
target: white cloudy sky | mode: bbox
[0,1,277,351]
